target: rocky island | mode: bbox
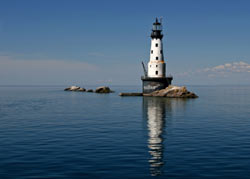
[143,85,198,98]
[120,85,198,98]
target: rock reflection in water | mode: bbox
[143,97,187,176]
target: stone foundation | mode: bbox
[141,76,173,93]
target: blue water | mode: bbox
[0,85,250,178]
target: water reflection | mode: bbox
[143,97,187,176]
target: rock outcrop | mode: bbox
[95,86,114,93]
[64,86,86,92]
[143,85,198,98]
[64,86,114,93]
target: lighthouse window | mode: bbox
[156,71,158,75]
[155,43,158,47]
[156,65,158,67]
[160,50,162,54]
[151,50,153,54]
[156,56,158,60]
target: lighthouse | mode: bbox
[141,18,173,93]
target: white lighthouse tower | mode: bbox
[148,18,166,78]
[141,18,172,93]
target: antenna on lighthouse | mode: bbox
[141,61,148,77]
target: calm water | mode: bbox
[0,85,250,178]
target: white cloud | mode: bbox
[213,65,225,70]
[203,61,250,74]
[175,61,250,81]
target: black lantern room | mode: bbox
[151,18,163,39]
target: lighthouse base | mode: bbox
[141,76,173,94]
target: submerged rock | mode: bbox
[119,93,143,96]
[64,86,86,92]
[87,89,94,92]
[143,85,198,98]
[95,86,114,93]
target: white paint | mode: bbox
[147,38,166,78]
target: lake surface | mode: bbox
[0,85,250,178]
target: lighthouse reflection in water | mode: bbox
[143,97,186,176]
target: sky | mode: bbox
[0,0,250,86]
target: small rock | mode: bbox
[64,86,85,92]
[78,88,86,92]
[95,86,114,93]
